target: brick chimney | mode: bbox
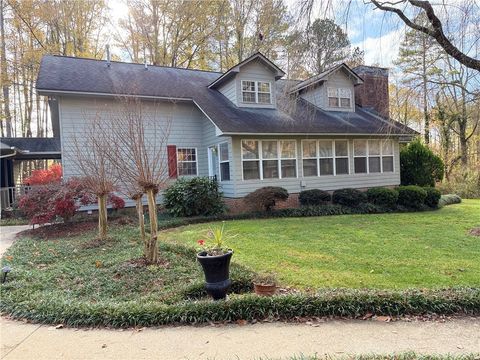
[353,65,389,119]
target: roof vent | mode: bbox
[106,44,111,68]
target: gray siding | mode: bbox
[230,135,401,198]
[300,70,355,112]
[218,79,237,105]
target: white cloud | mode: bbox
[352,28,405,68]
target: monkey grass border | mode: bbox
[1,287,479,328]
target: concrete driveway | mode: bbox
[0,225,30,255]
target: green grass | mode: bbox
[159,200,480,290]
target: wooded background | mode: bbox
[0,0,479,196]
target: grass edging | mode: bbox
[2,288,478,327]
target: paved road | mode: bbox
[1,225,480,359]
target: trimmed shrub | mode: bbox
[332,188,367,207]
[397,185,427,209]
[423,187,441,208]
[400,140,444,187]
[366,187,399,209]
[299,189,331,206]
[244,187,289,212]
[439,194,462,207]
[163,177,225,217]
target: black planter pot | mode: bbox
[197,250,233,300]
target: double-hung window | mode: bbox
[241,140,260,180]
[241,80,272,104]
[218,142,230,181]
[328,87,352,109]
[334,140,349,174]
[242,140,297,180]
[354,140,394,174]
[177,148,197,176]
[302,140,349,176]
[280,140,297,178]
[302,140,318,177]
[318,140,334,175]
[262,140,278,179]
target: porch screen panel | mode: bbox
[302,140,318,177]
[334,140,349,175]
[262,140,279,179]
[242,140,260,180]
[318,140,333,176]
[280,140,297,178]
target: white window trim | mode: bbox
[327,87,352,109]
[353,139,395,174]
[177,147,198,177]
[218,142,230,182]
[241,80,272,105]
[241,139,298,181]
[301,139,350,177]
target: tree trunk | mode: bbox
[135,196,146,244]
[422,36,429,145]
[98,194,108,240]
[0,0,12,137]
[145,188,158,263]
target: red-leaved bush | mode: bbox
[18,177,125,225]
[23,163,62,185]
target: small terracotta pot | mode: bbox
[253,283,277,296]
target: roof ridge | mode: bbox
[47,55,223,75]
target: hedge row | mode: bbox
[2,288,478,327]
[298,186,443,210]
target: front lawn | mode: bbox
[159,200,480,289]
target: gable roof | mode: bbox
[290,63,364,93]
[36,55,417,137]
[208,52,286,89]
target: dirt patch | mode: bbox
[119,256,170,269]
[19,221,97,240]
[468,227,480,237]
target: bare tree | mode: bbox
[369,0,480,71]
[105,95,173,263]
[72,111,117,240]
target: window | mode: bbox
[241,80,272,104]
[302,140,349,177]
[242,81,256,103]
[177,148,197,176]
[335,140,349,174]
[354,139,394,174]
[354,140,367,173]
[280,140,297,178]
[262,140,278,179]
[219,142,230,181]
[328,87,352,108]
[242,140,297,180]
[258,82,271,104]
[302,140,318,177]
[382,140,394,172]
[318,140,333,176]
[242,140,260,180]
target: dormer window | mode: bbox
[328,87,352,108]
[242,80,272,104]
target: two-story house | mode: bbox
[35,52,417,207]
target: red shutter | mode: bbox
[167,145,177,178]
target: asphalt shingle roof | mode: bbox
[36,55,417,136]
[1,137,61,153]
